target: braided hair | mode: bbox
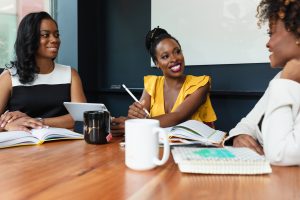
[145,26,181,64]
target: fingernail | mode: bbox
[1,123,5,128]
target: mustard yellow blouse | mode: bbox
[144,75,217,122]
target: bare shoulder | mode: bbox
[197,81,210,92]
[0,69,12,91]
[0,70,12,83]
[70,67,79,76]
[70,67,82,81]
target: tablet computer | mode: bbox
[64,102,107,121]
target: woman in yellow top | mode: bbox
[127,27,216,128]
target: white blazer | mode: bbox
[226,71,300,166]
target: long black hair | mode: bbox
[145,26,181,64]
[7,11,57,84]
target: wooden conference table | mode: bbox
[0,138,299,200]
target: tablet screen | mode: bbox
[64,102,107,121]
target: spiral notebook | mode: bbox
[172,147,272,175]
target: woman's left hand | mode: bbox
[4,116,44,132]
[0,111,28,129]
[281,59,300,83]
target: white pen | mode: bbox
[122,84,150,116]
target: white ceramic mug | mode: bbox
[125,119,170,170]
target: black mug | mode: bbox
[83,110,110,144]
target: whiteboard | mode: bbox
[151,0,269,65]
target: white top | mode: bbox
[226,71,300,166]
[10,63,71,86]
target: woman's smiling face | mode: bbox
[154,38,185,78]
[36,19,60,60]
[266,20,300,68]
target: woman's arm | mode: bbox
[225,72,283,154]
[0,71,11,113]
[42,68,87,129]
[0,70,44,131]
[128,83,210,127]
[263,60,300,165]
[0,70,12,130]
[263,79,300,165]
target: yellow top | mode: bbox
[144,75,217,123]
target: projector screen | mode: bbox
[151,0,269,65]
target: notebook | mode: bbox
[163,120,226,146]
[171,147,272,175]
[0,127,83,149]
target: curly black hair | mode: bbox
[257,0,300,38]
[6,11,57,84]
[145,26,181,64]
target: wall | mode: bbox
[55,0,78,69]
[76,0,279,132]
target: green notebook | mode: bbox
[172,147,272,175]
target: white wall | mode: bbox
[152,0,269,65]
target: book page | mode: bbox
[169,120,226,144]
[31,127,83,141]
[0,131,39,148]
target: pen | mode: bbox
[122,84,150,117]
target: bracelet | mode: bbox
[36,117,44,123]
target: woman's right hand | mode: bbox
[128,101,149,119]
[233,134,264,155]
[0,111,28,129]
[4,116,44,132]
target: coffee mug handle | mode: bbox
[152,127,170,166]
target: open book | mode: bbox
[163,120,227,146]
[0,127,83,148]
[172,147,272,174]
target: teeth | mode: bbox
[171,64,180,71]
[48,48,58,51]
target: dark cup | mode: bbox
[83,110,110,144]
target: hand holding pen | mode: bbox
[122,84,150,118]
[128,101,150,119]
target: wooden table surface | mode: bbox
[0,138,299,200]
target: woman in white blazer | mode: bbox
[226,0,300,166]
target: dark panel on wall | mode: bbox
[78,0,106,95]
[100,0,153,89]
